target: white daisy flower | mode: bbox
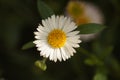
[33,15,82,62]
[81,1,103,24]
[66,1,104,41]
[66,1,104,25]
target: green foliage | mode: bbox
[77,23,106,34]
[35,59,47,71]
[37,0,54,19]
[94,72,107,80]
[93,67,108,80]
[84,56,103,66]
[22,41,35,50]
[92,41,114,59]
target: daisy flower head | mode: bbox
[66,1,104,41]
[66,1,104,25]
[33,15,82,62]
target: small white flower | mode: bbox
[66,1,104,41]
[66,1,104,24]
[81,2,104,24]
[34,15,82,62]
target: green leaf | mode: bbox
[102,46,114,57]
[106,56,120,73]
[22,41,35,50]
[84,58,96,66]
[84,55,103,66]
[35,60,47,71]
[77,23,106,34]
[94,72,107,80]
[93,67,108,80]
[92,41,114,59]
[37,0,54,19]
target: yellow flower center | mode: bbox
[47,29,66,48]
[75,16,90,25]
[67,1,84,19]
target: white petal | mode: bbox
[60,47,69,60]
[43,47,52,58]
[37,25,47,32]
[42,20,52,32]
[49,49,54,61]
[64,43,75,56]
[63,21,77,33]
[66,41,80,48]
[33,40,46,46]
[34,32,47,40]
[84,3,103,24]
[63,47,71,58]
[51,15,56,28]
[60,48,67,61]
[33,40,41,45]
[48,17,55,30]
[56,48,62,62]
[53,49,57,62]
[67,31,80,37]
[67,36,82,44]
[58,16,67,29]
[35,35,46,40]
[39,45,49,56]
[55,16,59,29]
[43,19,53,31]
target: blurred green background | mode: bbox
[0,0,120,80]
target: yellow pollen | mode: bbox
[75,16,90,25]
[67,1,84,19]
[47,29,66,48]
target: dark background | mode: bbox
[0,0,120,80]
